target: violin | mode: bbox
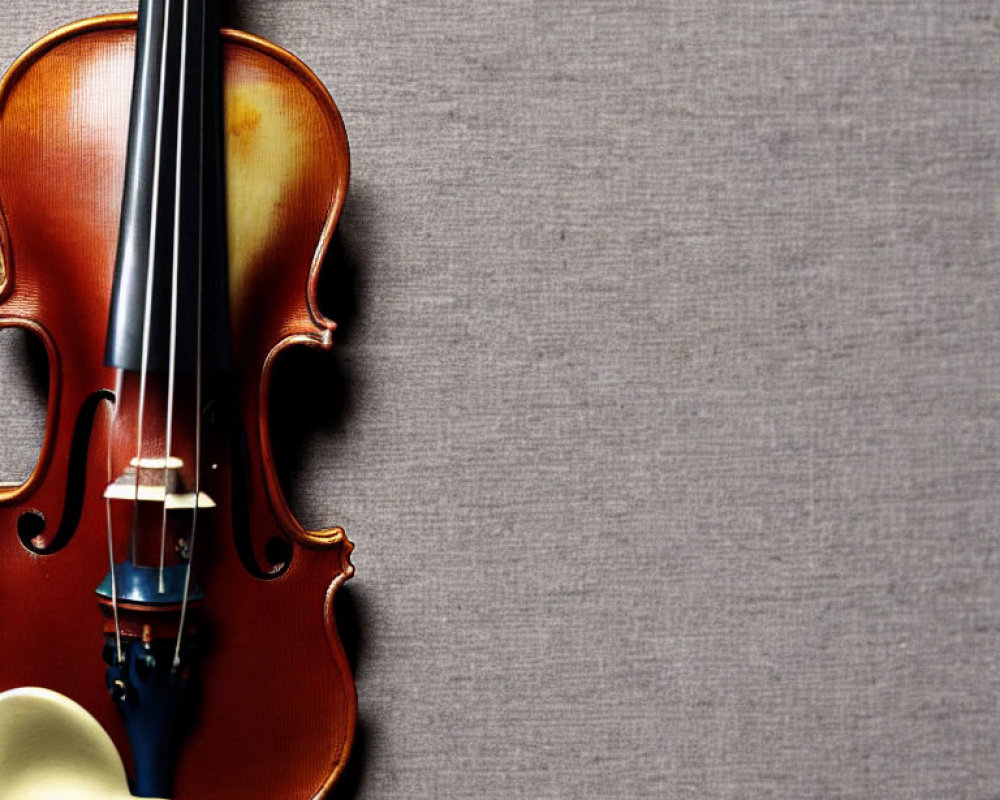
[0,2,355,798]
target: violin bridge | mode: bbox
[130,456,184,469]
[104,466,217,509]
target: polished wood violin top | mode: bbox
[0,4,355,798]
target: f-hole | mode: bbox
[228,410,292,579]
[18,389,114,555]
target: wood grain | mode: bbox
[0,14,354,799]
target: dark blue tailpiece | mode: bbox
[105,640,193,798]
[98,563,202,798]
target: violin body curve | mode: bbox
[0,14,354,800]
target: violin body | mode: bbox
[0,12,354,799]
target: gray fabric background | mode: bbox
[1,1,999,798]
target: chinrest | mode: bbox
[0,687,168,800]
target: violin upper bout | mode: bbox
[222,29,349,349]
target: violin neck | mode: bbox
[105,0,230,375]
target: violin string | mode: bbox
[158,0,193,595]
[175,0,207,669]
[105,372,124,664]
[131,0,175,559]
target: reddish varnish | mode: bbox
[0,14,354,800]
